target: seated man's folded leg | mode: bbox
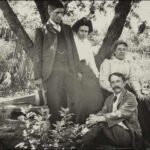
[102,125,132,147]
[82,123,105,144]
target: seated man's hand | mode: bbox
[86,115,105,126]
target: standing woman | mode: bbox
[68,17,104,124]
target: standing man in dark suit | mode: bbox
[33,1,79,123]
[81,72,142,149]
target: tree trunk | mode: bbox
[34,1,49,24]
[95,0,132,69]
[0,1,34,59]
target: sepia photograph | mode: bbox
[0,0,150,149]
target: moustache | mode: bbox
[113,86,121,90]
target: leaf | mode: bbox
[15,142,25,148]
[20,107,27,115]
[18,115,25,122]
[23,129,28,137]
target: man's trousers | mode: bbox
[82,123,132,148]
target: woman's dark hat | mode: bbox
[72,17,93,34]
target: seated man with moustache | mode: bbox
[79,72,144,149]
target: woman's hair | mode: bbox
[111,40,128,53]
[72,17,93,34]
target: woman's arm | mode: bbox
[99,59,113,92]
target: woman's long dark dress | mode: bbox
[67,58,104,124]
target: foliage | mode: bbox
[0,42,35,97]
[8,54,35,95]
[0,59,35,97]
[16,107,86,150]
[0,37,35,97]
[15,106,50,150]
[9,1,41,38]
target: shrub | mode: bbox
[16,107,85,150]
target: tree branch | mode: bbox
[34,0,49,24]
[95,0,132,69]
[0,0,34,59]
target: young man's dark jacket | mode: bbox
[33,23,79,81]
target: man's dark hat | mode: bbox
[47,0,64,8]
[72,17,93,34]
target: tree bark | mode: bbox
[95,0,132,69]
[34,1,49,24]
[0,1,34,59]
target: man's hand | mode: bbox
[86,114,105,126]
[34,78,43,90]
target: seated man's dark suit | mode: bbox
[33,23,79,123]
[82,89,142,149]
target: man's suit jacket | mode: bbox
[97,89,142,136]
[33,23,79,81]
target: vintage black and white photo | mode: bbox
[0,0,150,149]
